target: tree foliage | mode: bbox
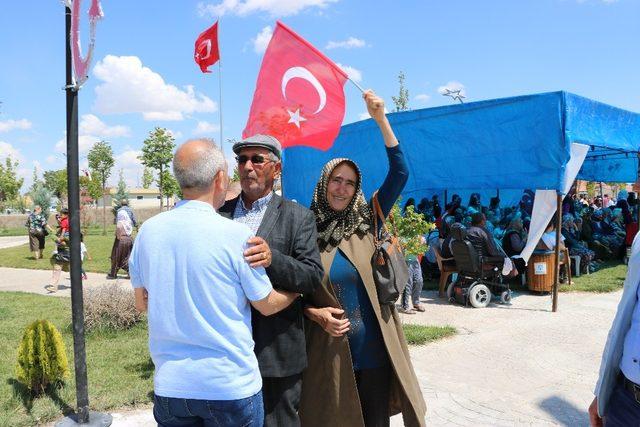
[391,71,410,112]
[43,169,67,200]
[159,170,181,205]
[87,141,114,192]
[139,127,175,208]
[15,319,69,394]
[30,183,52,211]
[389,203,435,256]
[0,156,24,202]
[141,167,154,189]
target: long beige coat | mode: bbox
[299,232,427,427]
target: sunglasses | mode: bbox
[236,154,275,165]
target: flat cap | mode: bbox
[232,134,282,159]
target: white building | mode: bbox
[96,187,175,209]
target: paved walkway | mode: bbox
[0,235,28,249]
[1,261,615,426]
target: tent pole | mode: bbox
[600,182,604,199]
[496,189,500,198]
[552,192,562,312]
[444,189,448,208]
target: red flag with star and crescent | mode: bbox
[242,21,348,151]
[194,21,220,73]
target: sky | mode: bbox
[0,0,638,190]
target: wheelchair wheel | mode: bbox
[469,284,491,308]
[500,290,512,304]
[446,281,455,301]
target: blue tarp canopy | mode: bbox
[282,91,640,207]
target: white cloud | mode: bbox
[92,55,216,121]
[326,37,366,50]
[193,121,221,136]
[336,63,362,83]
[0,119,32,133]
[46,155,58,165]
[79,114,130,138]
[437,81,466,97]
[166,129,184,141]
[198,0,338,17]
[113,149,145,187]
[0,141,24,162]
[414,94,431,103]
[55,134,100,155]
[252,26,273,54]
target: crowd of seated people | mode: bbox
[411,189,639,280]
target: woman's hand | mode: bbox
[364,90,386,123]
[304,306,350,337]
[588,397,602,427]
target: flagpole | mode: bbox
[348,77,365,94]
[218,20,224,148]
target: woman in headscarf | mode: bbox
[562,214,595,274]
[107,209,134,279]
[25,205,54,259]
[300,90,426,427]
[502,214,527,257]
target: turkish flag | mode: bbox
[194,21,220,73]
[243,21,348,151]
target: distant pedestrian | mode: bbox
[107,210,133,279]
[25,205,53,259]
[117,199,137,228]
[80,233,91,280]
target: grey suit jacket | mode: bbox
[219,193,323,377]
[595,233,640,416]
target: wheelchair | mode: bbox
[445,225,512,308]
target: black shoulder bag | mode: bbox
[371,192,409,306]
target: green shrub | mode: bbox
[15,320,69,393]
[84,283,143,331]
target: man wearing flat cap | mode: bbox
[219,134,323,427]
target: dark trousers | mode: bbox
[262,374,302,427]
[355,366,391,427]
[605,379,640,426]
[153,392,264,427]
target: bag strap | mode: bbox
[372,191,387,244]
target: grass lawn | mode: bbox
[0,226,124,274]
[0,227,27,237]
[402,324,456,346]
[560,261,628,293]
[0,292,152,427]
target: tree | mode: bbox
[138,127,175,209]
[389,202,435,257]
[30,183,52,211]
[391,71,410,112]
[231,167,240,182]
[141,167,154,189]
[111,169,130,218]
[43,169,67,201]
[29,167,42,195]
[159,170,180,207]
[87,140,115,235]
[0,156,24,203]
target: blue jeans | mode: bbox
[153,392,264,427]
[402,259,423,310]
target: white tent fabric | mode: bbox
[519,143,590,263]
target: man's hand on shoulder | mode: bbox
[245,236,272,268]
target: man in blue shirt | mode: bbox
[130,138,299,427]
[590,234,640,426]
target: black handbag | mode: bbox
[371,192,409,306]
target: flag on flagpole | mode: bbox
[243,21,348,151]
[194,21,220,73]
